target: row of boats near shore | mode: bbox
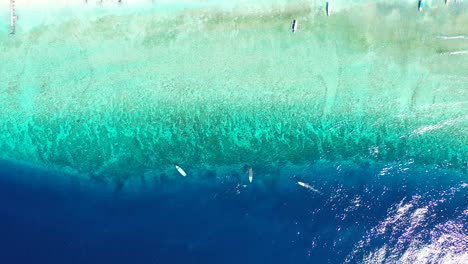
[8,0,464,35]
[292,0,462,32]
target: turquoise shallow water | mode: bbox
[1,1,467,187]
[0,1,467,263]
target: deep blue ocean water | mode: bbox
[0,159,466,263]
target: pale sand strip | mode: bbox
[8,0,444,10]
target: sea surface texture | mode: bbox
[0,0,467,263]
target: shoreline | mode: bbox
[3,0,467,35]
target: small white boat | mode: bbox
[326,1,331,16]
[291,19,298,32]
[175,164,187,177]
[418,0,424,12]
[297,181,321,194]
[248,167,253,183]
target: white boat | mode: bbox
[291,19,298,32]
[297,181,321,194]
[418,0,424,11]
[326,1,331,16]
[248,167,253,183]
[298,181,310,189]
[175,164,187,177]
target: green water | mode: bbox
[0,1,467,185]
